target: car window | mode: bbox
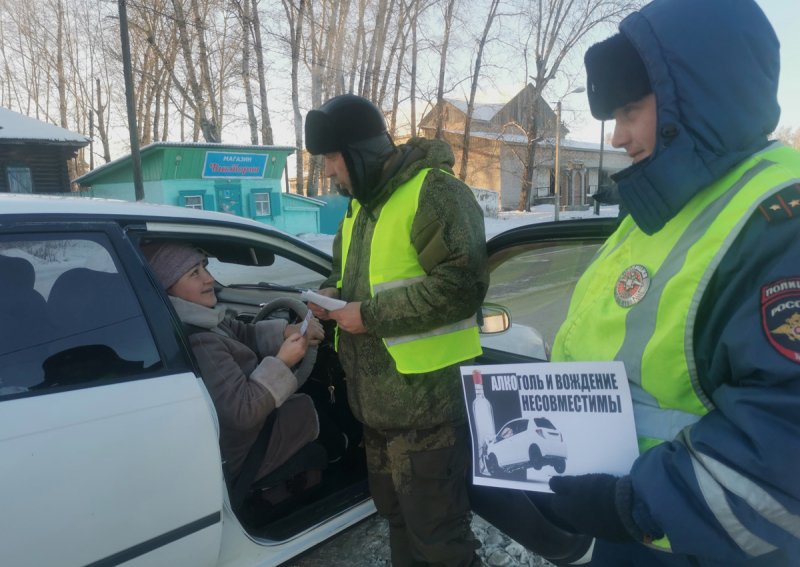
[0,234,162,399]
[486,239,602,357]
[533,417,556,429]
[208,253,326,289]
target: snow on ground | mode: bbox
[299,203,620,253]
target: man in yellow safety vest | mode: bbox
[305,94,489,567]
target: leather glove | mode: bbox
[549,473,639,542]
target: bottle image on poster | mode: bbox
[471,369,496,474]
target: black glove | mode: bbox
[549,473,638,542]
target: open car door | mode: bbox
[469,217,619,566]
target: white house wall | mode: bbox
[495,142,631,210]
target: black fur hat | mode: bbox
[585,33,652,120]
[304,94,396,206]
[305,94,388,155]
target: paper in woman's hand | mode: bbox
[299,310,313,336]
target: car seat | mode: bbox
[44,267,154,385]
[0,255,48,354]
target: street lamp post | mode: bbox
[553,86,585,221]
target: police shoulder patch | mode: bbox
[757,183,800,223]
[761,277,800,364]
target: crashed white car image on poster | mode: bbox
[461,361,640,492]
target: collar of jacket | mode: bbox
[169,295,226,330]
[350,146,414,219]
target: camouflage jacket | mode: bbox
[324,137,489,431]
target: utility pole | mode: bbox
[118,0,144,201]
[553,87,585,221]
[554,100,563,222]
[595,121,605,215]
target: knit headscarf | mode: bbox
[141,241,206,290]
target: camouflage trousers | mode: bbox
[364,422,479,567]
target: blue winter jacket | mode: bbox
[614,0,780,235]
[609,0,800,565]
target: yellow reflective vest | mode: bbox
[552,144,800,551]
[337,167,482,374]
[553,144,799,451]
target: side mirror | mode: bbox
[479,303,511,334]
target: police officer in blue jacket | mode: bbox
[545,0,800,565]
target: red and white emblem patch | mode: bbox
[761,277,800,364]
[614,264,650,308]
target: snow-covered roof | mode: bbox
[131,141,296,152]
[75,141,296,184]
[445,99,505,122]
[460,128,626,152]
[0,107,89,145]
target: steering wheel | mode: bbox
[252,296,317,384]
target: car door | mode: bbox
[0,221,224,567]
[469,217,618,567]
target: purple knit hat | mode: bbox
[141,241,206,290]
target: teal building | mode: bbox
[75,142,325,235]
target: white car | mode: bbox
[0,194,616,567]
[486,417,568,478]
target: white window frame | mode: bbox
[183,194,204,210]
[7,166,33,193]
[253,192,271,216]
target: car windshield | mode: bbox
[207,254,326,289]
[533,417,556,429]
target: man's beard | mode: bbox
[332,182,351,196]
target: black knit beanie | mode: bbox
[305,94,395,205]
[585,33,652,120]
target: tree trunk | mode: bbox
[95,78,111,163]
[171,0,220,142]
[250,0,273,144]
[409,0,420,134]
[283,0,306,195]
[349,0,367,94]
[235,0,259,144]
[389,0,411,135]
[433,0,456,140]
[377,0,405,108]
[191,0,222,140]
[459,0,499,181]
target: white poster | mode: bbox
[460,361,639,492]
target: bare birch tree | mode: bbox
[458,0,500,180]
[433,0,457,140]
[232,0,259,144]
[170,0,221,142]
[282,0,306,194]
[512,0,638,210]
[250,0,274,144]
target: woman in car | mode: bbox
[142,240,325,485]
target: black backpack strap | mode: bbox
[230,410,278,512]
